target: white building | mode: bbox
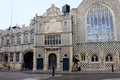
[0,0,120,71]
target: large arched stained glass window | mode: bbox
[86,4,114,42]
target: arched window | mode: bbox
[106,54,113,62]
[81,54,86,61]
[86,4,114,41]
[91,55,98,62]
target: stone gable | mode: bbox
[43,4,63,17]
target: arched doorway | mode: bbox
[48,53,57,69]
[4,54,8,63]
[23,52,33,70]
[3,54,8,67]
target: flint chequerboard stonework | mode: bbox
[0,0,120,71]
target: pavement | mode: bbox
[45,72,120,80]
[0,71,52,80]
[102,79,120,80]
[1,70,120,80]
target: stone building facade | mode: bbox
[0,0,120,71]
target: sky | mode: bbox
[0,0,82,30]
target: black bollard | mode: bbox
[8,65,10,70]
[78,66,81,71]
[111,64,114,72]
[52,65,55,76]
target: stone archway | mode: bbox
[4,54,8,63]
[3,54,8,67]
[23,52,33,70]
[48,53,57,69]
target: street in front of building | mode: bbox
[1,71,120,80]
[0,71,52,80]
[45,72,120,80]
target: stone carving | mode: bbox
[43,4,63,17]
[44,19,62,33]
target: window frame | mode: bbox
[91,55,98,62]
[10,53,14,63]
[81,54,86,62]
[24,32,29,44]
[16,53,20,63]
[44,34,61,45]
[86,4,115,42]
[105,54,113,62]
[0,54,3,63]
[17,33,21,44]
[63,21,67,27]
[30,31,34,43]
[39,23,43,31]
[11,34,16,45]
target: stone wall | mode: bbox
[74,0,120,42]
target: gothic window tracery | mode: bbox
[86,4,114,41]
[81,54,86,61]
[91,55,98,62]
[106,54,113,62]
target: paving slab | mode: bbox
[102,79,120,80]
